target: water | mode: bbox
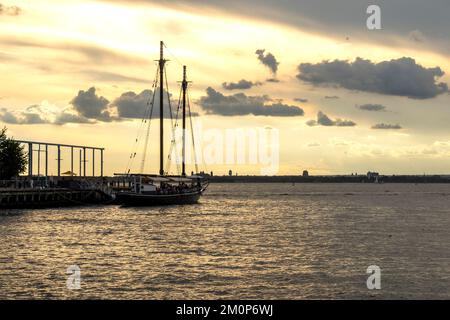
[0,183,449,299]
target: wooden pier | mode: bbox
[0,188,112,209]
[0,176,136,209]
[0,139,140,209]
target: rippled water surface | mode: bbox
[1,183,449,299]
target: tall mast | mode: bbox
[159,41,165,176]
[182,66,187,176]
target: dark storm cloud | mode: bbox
[70,87,112,121]
[307,111,356,127]
[298,57,448,99]
[357,104,386,112]
[199,87,304,117]
[255,49,279,75]
[372,123,402,130]
[0,4,21,16]
[222,79,262,90]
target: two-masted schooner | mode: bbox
[115,41,208,206]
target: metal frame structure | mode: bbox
[14,140,104,177]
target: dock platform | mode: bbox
[0,188,113,209]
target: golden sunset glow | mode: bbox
[2,0,450,176]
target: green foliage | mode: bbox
[0,127,28,179]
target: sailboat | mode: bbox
[115,41,208,206]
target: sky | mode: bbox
[1,0,450,176]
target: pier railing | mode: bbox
[0,176,134,194]
[13,139,104,178]
[0,176,121,209]
[0,178,52,190]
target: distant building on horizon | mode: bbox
[302,170,309,177]
[367,171,380,181]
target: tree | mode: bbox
[0,127,28,179]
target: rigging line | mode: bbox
[139,76,157,174]
[125,66,159,175]
[164,69,180,175]
[138,68,160,173]
[129,65,159,170]
[163,42,184,67]
[187,89,200,174]
[125,65,159,174]
[125,73,156,174]
[164,65,181,175]
[166,85,183,175]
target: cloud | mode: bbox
[54,112,93,125]
[0,108,20,124]
[266,78,280,83]
[0,107,93,125]
[70,87,112,121]
[198,87,304,117]
[372,123,402,130]
[1,86,200,126]
[222,79,262,90]
[0,4,21,16]
[82,70,149,84]
[408,30,425,43]
[1,38,148,66]
[103,1,450,57]
[112,89,187,119]
[0,107,50,124]
[324,96,339,99]
[255,49,279,75]
[307,142,320,147]
[294,98,308,103]
[0,37,150,84]
[21,113,48,124]
[114,90,152,119]
[297,57,448,99]
[307,111,356,127]
[357,104,387,112]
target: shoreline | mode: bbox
[208,175,450,183]
[1,175,450,209]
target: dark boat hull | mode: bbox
[116,191,202,206]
